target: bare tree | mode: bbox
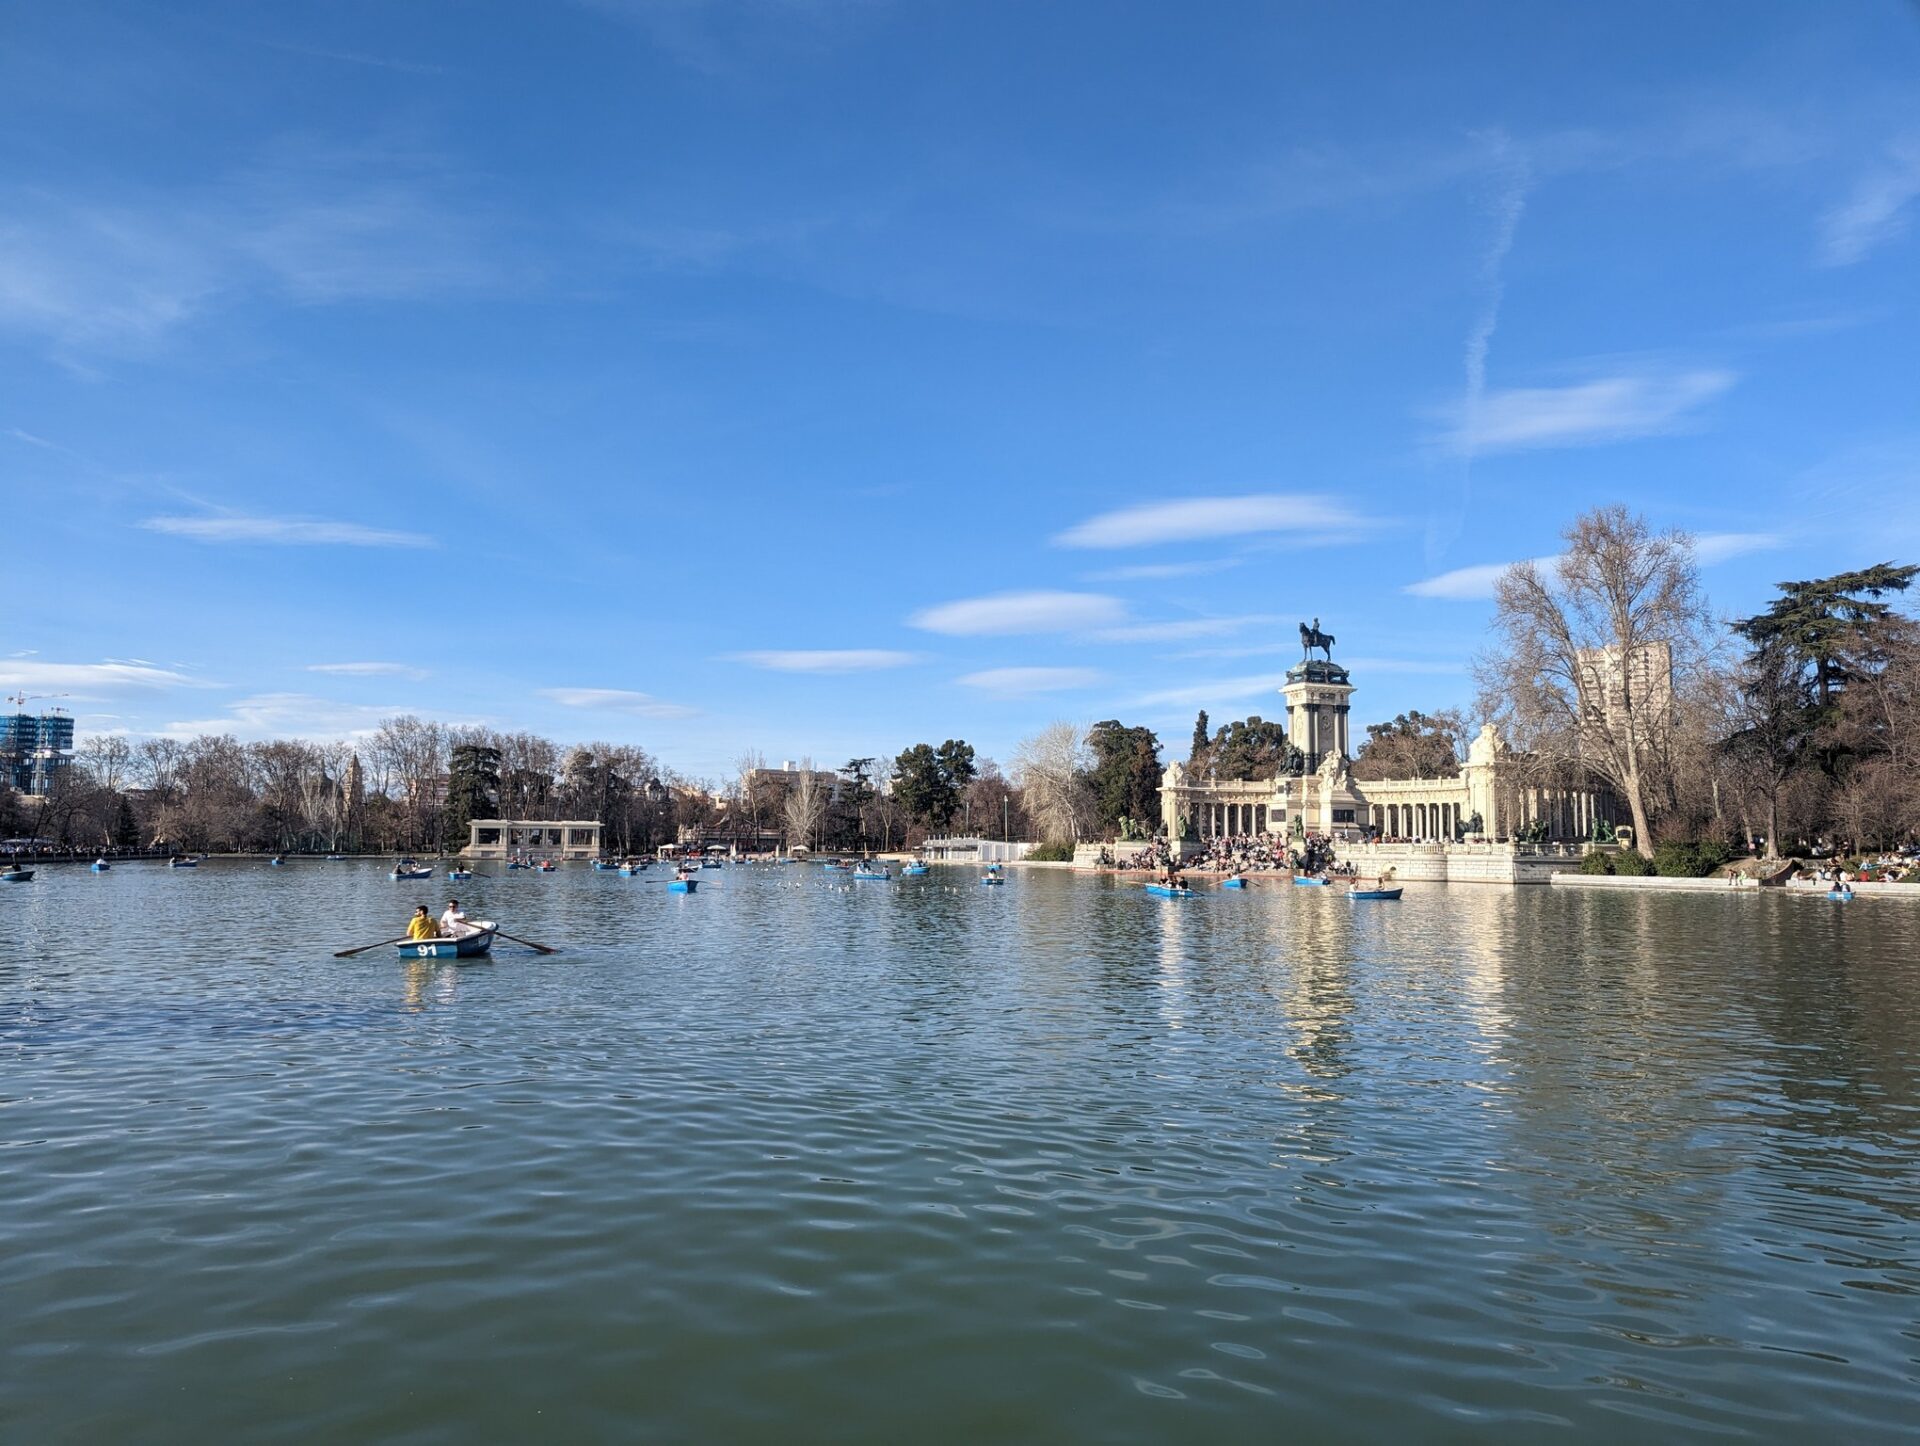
[1477,506,1710,856]
[782,757,826,852]
[1014,722,1091,844]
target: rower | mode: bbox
[406,905,437,942]
[439,898,469,937]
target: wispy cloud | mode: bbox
[307,662,429,679]
[1404,556,1560,601]
[1092,614,1282,643]
[251,37,446,75]
[0,660,206,695]
[141,514,434,548]
[1438,369,1736,456]
[0,141,505,358]
[539,687,697,719]
[1693,531,1783,565]
[958,667,1103,696]
[1406,530,1785,599]
[1459,134,1531,462]
[909,590,1126,636]
[1054,495,1366,549]
[728,649,917,673]
[1817,140,1920,266]
[162,692,443,741]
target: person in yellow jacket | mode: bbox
[405,905,437,941]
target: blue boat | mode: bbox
[1220,877,1246,889]
[1145,883,1193,898]
[619,864,646,877]
[668,877,698,893]
[326,855,344,862]
[268,857,282,867]
[396,922,498,960]
[1,867,32,883]
[447,869,472,881]
[1292,874,1329,887]
[1347,886,1403,901]
[901,863,929,876]
[391,865,433,880]
[700,859,724,870]
[1827,890,1854,902]
[853,868,891,881]
[980,876,1005,887]
[591,860,614,872]
[169,857,199,869]
[91,859,112,872]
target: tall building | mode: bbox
[2,710,76,797]
[1575,641,1674,737]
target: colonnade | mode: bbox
[1200,801,1270,838]
[1369,801,1464,842]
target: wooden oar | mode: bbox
[335,934,412,958]
[492,928,558,956]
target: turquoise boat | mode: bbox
[1348,886,1403,901]
[853,868,891,881]
[901,863,929,876]
[91,859,112,872]
[268,857,282,867]
[980,876,1005,887]
[1292,875,1329,887]
[391,865,433,880]
[447,869,472,881]
[1220,877,1246,889]
[1827,890,1853,902]
[669,877,698,893]
[1145,883,1193,898]
[619,865,645,877]
[396,923,497,960]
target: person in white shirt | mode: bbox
[439,899,469,937]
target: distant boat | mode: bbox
[591,859,614,872]
[1145,882,1193,898]
[326,854,344,861]
[1220,877,1245,889]
[91,859,112,872]
[668,877,698,893]
[1292,875,1329,887]
[901,862,929,876]
[1347,886,1403,901]
[396,923,497,960]
[700,858,724,870]
[268,857,283,867]
[1827,890,1854,902]
[391,864,433,880]
[447,869,472,881]
[853,867,891,881]
[618,863,646,877]
[980,875,1005,887]
[0,867,32,883]
[169,857,199,869]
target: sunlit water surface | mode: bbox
[3,862,1917,1442]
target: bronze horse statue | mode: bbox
[1299,617,1335,662]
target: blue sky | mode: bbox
[4,1,1919,780]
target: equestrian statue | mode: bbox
[1299,617,1336,662]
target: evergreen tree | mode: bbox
[443,743,502,854]
[1189,710,1209,765]
[1087,720,1162,835]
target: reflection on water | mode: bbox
[2,862,1918,1443]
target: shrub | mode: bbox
[1653,840,1734,878]
[1026,840,1076,862]
[1579,850,1616,875]
[1613,849,1655,876]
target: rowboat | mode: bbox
[447,869,472,881]
[668,877,698,893]
[536,863,555,873]
[506,861,527,871]
[1347,886,1403,901]
[1220,877,1246,889]
[396,922,498,960]
[901,863,929,876]
[326,854,344,861]
[169,857,199,869]
[618,864,645,877]
[91,859,112,872]
[1292,874,1328,887]
[979,875,1005,887]
[268,857,282,867]
[1827,890,1854,902]
[700,859,723,870]
[391,866,433,880]
[0,867,32,883]
[853,867,891,881]
[1145,883,1193,898]
[591,860,614,871]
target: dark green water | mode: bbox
[3,862,1916,1442]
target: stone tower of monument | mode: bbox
[1281,618,1354,770]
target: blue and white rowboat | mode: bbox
[396,923,498,960]
[1145,883,1193,898]
[668,877,698,893]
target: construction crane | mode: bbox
[6,691,70,710]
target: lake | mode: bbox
[3,861,1916,1442]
